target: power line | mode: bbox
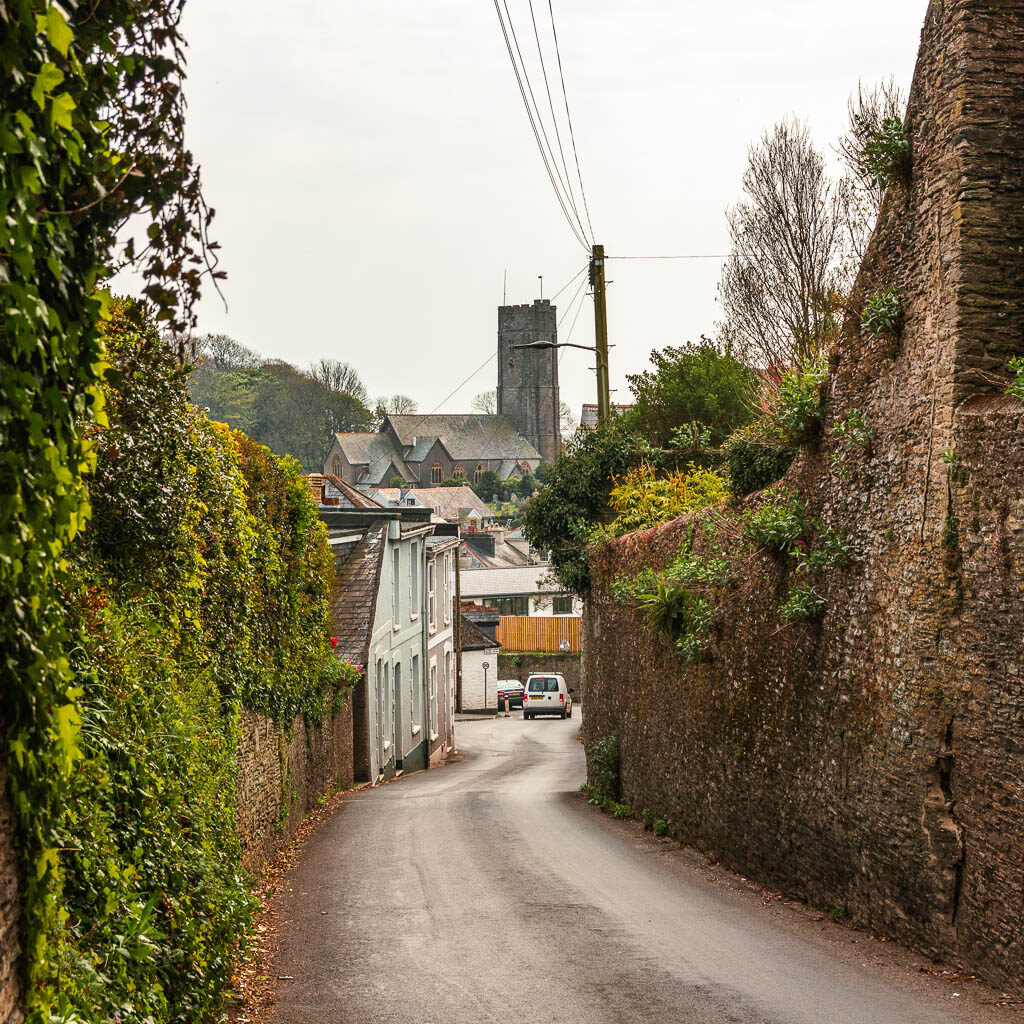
[547,0,595,243]
[607,254,732,260]
[549,265,587,302]
[492,0,589,251]
[527,0,589,244]
[558,286,588,366]
[429,352,497,414]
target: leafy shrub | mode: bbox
[32,302,358,1022]
[722,417,797,497]
[773,356,829,442]
[858,118,911,190]
[743,490,810,555]
[830,409,873,478]
[606,462,728,536]
[610,802,633,820]
[861,289,903,339]
[778,583,826,622]
[1007,356,1024,403]
[653,819,669,837]
[641,808,653,831]
[793,527,851,574]
[588,733,621,804]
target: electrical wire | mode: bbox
[527,0,589,244]
[492,0,589,251]
[607,254,732,259]
[549,265,587,302]
[547,0,595,243]
[557,284,588,366]
[428,352,497,414]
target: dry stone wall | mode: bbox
[235,701,354,874]
[0,771,21,1024]
[584,0,1024,993]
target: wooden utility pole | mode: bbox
[590,243,611,426]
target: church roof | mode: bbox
[333,432,399,466]
[386,414,542,462]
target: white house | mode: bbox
[425,532,459,761]
[459,565,583,617]
[459,615,501,711]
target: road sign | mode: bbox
[482,661,490,670]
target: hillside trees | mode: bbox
[189,341,374,470]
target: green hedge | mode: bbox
[31,301,358,1022]
[722,418,797,498]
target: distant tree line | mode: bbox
[188,336,422,472]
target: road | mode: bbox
[265,711,1012,1024]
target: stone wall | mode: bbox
[235,699,354,874]
[497,652,582,701]
[0,770,21,1024]
[584,0,1023,994]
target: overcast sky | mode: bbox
[143,1,927,420]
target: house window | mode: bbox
[492,596,529,616]
[443,554,451,623]
[431,461,443,483]
[430,663,437,734]
[427,560,436,630]
[474,463,485,483]
[411,654,421,730]
[331,456,342,476]
[392,547,400,622]
[453,464,465,479]
[552,596,573,615]
[410,542,418,620]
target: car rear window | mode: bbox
[528,677,559,692]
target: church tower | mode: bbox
[496,299,560,463]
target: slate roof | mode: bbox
[460,614,501,652]
[460,565,565,598]
[328,524,387,667]
[370,486,493,521]
[361,454,409,486]
[405,436,449,464]
[387,414,542,461]
[333,433,397,465]
[323,474,386,509]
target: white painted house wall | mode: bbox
[461,646,501,711]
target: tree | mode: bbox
[372,393,418,428]
[471,470,502,503]
[472,390,497,414]
[624,339,756,451]
[559,401,577,436]
[836,79,907,269]
[200,333,260,372]
[522,423,656,594]
[309,358,369,405]
[717,119,848,371]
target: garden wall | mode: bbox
[497,652,582,700]
[235,700,355,874]
[0,772,20,1024]
[585,0,1024,993]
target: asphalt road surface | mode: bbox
[266,711,1012,1024]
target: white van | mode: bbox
[522,673,573,720]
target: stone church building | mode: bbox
[324,299,561,488]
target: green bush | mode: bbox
[774,356,829,442]
[861,289,903,339]
[722,417,797,497]
[1008,356,1024,403]
[859,118,911,190]
[641,808,653,831]
[588,733,621,804]
[610,802,633,820]
[743,490,810,555]
[32,302,359,1022]
[778,582,826,622]
[653,819,669,837]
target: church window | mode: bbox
[453,465,465,479]
[474,464,485,483]
[331,456,342,476]
[430,461,443,484]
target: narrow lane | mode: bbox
[266,713,1009,1024]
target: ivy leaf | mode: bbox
[45,6,74,57]
[49,92,76,132]
[31,63,64,110]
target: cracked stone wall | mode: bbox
[584,0,1023,992]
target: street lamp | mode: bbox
[512,339,611,427]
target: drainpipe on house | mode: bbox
[455,533,463,713]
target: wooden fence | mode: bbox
[497,616,581,654]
